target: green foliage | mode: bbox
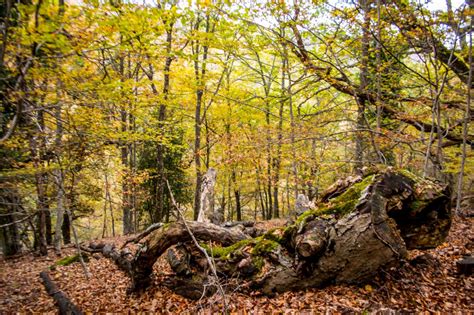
[0,0,472,252]
[138,127,191,224]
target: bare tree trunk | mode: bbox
[232,170,242,221]
[355,0,370,175]
[0,188,22,256]
[54,101,65,255]
[62,211,71,244]
[155,10,174,223]
[102,172,108,238]
[272,35,287,219]
[193,13,211,220]
[30,107,48,256]
[119,50,131,235]
[0,0,12,67]
[456,13,472,213]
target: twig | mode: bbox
[165,179,228,313]
[65,208,91,279]
[0,213,36,228]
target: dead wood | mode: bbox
[91,169,452,299]
[39,271,83,315]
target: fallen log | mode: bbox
[92,169,452,299]
[121,223,164,248]
[39,271,83,315]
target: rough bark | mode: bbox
[197,168,217,222]
[95,169,451,299]
[62,211,71,245]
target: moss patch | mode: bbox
[261,228,285,243]
[202,234,282,260]
[317,174,376,216]
[397,168,423,182]
[51,253,89,269]
[201,238,254,259]
[252,239,279,256]
[253,256,265,270]
[294,174,377,227]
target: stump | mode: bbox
[456,256,474,275]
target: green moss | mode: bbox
[253,256,265,270]
[294,209,317,226]
[261,228,285,243]
[319,174,376,216]
[201,238,254,259]
[397,169,422,182]
[201,234,281,261]
[52,253,89,268]
[252,239,279,256]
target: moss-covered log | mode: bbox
[95,169,452,298]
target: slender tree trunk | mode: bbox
[272,37,287,219]
[62,211,71,244]
[155,20,174,223]
[288,57,297,200]
[193,14,211,220]
[256,167,266,220]
[194,89,203,221]
[355,0,370,175]
[121,137,130,234]
[265,103,273,220]
[204,118,211,169]
[45,202,52,246]
[30,109,48,255]
[119,51,131,235]
[0,0,12,67]
[102,172,109,238]
[456,13,472,213]
[54,103,65,254]
[232,170,242,221]
[35,174,48,256]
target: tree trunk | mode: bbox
[155,20,174,223]
[354,0,371,174]
[45,201,52,246]
[196,168,217,222]
[192,13,212,221]
[0,188,22,256]
[232,170,242,221]
[62,211,71,245]
[98,169,451,299]
[29,101,48,255]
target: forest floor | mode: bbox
[0,216,472,313]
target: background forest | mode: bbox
[0,0,472,257]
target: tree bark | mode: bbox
[0,188,22,256]
[62,211,71,245]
